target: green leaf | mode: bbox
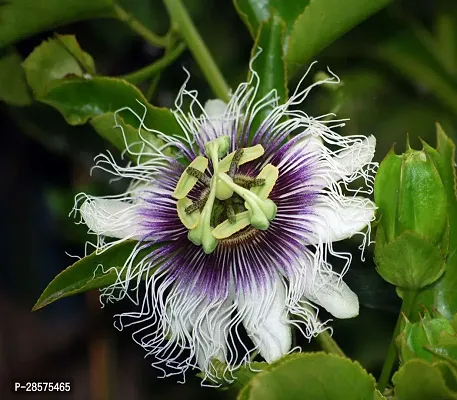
[0,0,114,48]
[427,342,457,370]
[435,361,457,393]
[249,12,287,138]
[397,311,457,363]
[0,47,31,106]
[34,76,184,161]
[413,126,457,318]
[41,76,181,131]
[375,230,446,290]
[287,0,391,76]
[237,352,378,400]
[393,359,457,400]
[23,35,96,97]
[234,0,309,39]
[23,37,183,160]
[230,362,267,390]
[33,241,153,310]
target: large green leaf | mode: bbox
[0,0,114,48]
[413,126,457,318]
[33,241,153,310]
[41,77,183,137]
[23,35,96,97]
[286,0,391,76]
[0,47,31,106]
[393,359,457,400]
[238,353,379,400]
[23,36,183,160]
[234,0,309,39]
[249,12,287,138]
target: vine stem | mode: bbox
[121,43,186,84]
[316,329,345,357]
[113,5,169,48]
[376,289,417,393]
[163,0,231,102]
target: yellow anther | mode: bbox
[212,211,251,239]
[177,198,200,229]
[219,144,265,173]
[250,164,279,199]
[173,156,208,199]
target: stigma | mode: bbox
[173,136,279,254]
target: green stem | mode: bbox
[113,4,168,48]
[146,73,162,101]
[316,329,346,357]
[121,42,186,84]
[377,289,417,393]
[163,0,231,102]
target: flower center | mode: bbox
[172,135,279,254]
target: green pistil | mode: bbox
[188,136,230,254]
[218,172,276,231]
[185,196,208,214]
[175,136,277,253]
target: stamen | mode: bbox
[185,197,208,214]
[177,197,200,229]
[229,149,244,176]
[219,144,265,173]
[250,164,279,199]
[226,199,236,224]
[233,177,265,188]
[173,156,209,199]
[212,211,251,239]
[174,137,279,247]
[186,167,211,186]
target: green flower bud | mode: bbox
[397,311,457,364]
[374,138,449,289]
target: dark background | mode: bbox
[1,0,457,399]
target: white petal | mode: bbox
[304,135,324,154]
[166,290,231,372]
[330,135,376,182]
[238,275,291,363]
[128,183,162,204]
[194,299,232,371]
[307,197,376,244]
[80,198,144,240]
[204,99,227,118]
[304,273,359,319]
